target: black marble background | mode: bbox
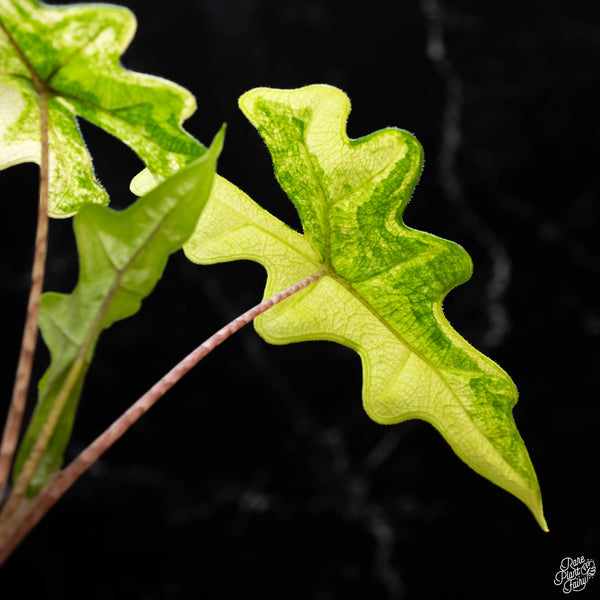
[1,0,599,598]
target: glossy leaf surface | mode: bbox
[185,85,546,529]
[0,0,203,216]
[13,128,223,494]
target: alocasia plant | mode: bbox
[184,85,547,531]
[0,0,547,570]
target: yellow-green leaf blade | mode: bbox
[185,85,546,530]
[0,0,203,215]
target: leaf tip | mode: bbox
[515,470,547,532]
[532,500,549,532]
[209,123,227,160]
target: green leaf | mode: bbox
[184,85,547,530]
[13,126,224,495]
[0,0,203,216]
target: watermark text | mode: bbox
[554,556,596,593]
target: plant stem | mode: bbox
[0,358,86,527]
[0,267,327,565]
[0,90,50,502]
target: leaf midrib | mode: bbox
[45,27,105,84]
[297,132,331,265]
[80,205,176,354]
[0,15,44,92]
[43,199,179,393]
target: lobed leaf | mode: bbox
[184,85,547,530]
[13,127,224,494]
[0,0,203,216]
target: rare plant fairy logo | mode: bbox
[554,556,596,593]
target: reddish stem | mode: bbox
[0,91,50,501]
[0,268,327,565]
